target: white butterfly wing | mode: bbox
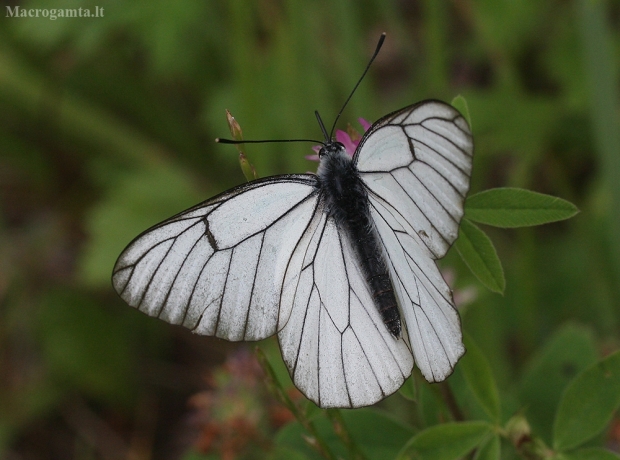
[112,175,319,341]
[369,195,464,382]
[114,170,414,408]
[112,99,473,407]
[355,100,473,259]
[278,208,414,408]
[355,100,473,382]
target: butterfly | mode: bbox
[112,37,473,408]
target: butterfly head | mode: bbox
[318,141,346,159]
[315,111,349,162]
[316,141,352,180]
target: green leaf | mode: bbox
[275,418,342,460]
[561,448,620,460]
[474,434,501,460]
[518,324,598,444]
[399,376,416,402]
[553,350,620,451]
[267,446,312,460]
[465,188,579,228]
[455,218,505,293]
[451,95,472,129]
[341,409,415,459]
[276,408,413,460]
[460,334,501,422]
[397,421,491,460]
[417,380,453,427]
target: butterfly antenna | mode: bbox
[315,110,330,143]
[329,32,386,138]
[216,137,323,145]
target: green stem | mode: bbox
[438,381,465,422]
[255,348,337,460]
[325,409,367,460]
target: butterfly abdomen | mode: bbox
[318,147,402,337]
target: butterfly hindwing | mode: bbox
[369,194,464,382]
[279,210,414,408]
[112,175,318,341]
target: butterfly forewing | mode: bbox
[112,175,318,341]
[354,100,474,259]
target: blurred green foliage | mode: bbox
[0,0,618,459]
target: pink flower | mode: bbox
[306,118,371,161]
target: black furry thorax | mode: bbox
[314,140,402,338]
[316,142,368,224]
